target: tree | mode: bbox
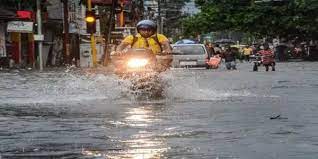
[0,0,35,10]
[183,0,318,40]
[160,0,191,37]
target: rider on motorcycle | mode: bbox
[116,20,171,54]
[115,20,172,70]
[258,43,276,71]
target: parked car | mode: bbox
[171,44,209,68]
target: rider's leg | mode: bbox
[232,61,237,70]
[265,64,269,71]
[272,62,276,71]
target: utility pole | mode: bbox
[36,0,43,70]
[157,0,161,33]
[103,0,116,66]
[63,0,70,65]
[87,0,97,67]
[119,1,124,27]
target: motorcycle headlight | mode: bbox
[127,59,149,68]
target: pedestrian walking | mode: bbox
[221,45,237,70]
[214,44,222,55]
[206,42,215,56]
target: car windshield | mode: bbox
[172,45,205,55]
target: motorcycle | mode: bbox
[112,48,171,98]
[251,53,275,71]
[250,54,262,71]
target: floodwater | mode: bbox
[1,62,318,159]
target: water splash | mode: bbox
[118,72,166,100]
[161,70,253,101]
[0,70,122,105]
[0,68,258,105]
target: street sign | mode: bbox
[34,34,44,41]
[7,21,33,33]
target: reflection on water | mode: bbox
[82,104,168,159]
[125,107,161,127]
[120,106,166,159]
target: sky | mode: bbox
[182,0,200,15]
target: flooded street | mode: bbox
[1,62,318,159]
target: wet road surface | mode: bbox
[0,62,318,159]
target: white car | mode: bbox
[171,44,209,68]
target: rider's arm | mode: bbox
[116,35,134,52]
[157,34,172,54]
[270,50,275,57]
[161,41,172,54]
[116,42,130,52]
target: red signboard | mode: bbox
[16,10,33,19]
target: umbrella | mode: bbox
[175,39,197,44]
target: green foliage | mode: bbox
[183,0,318,40]
[161,0,191,36]
[0,0,36,10]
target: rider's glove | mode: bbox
[162,50,171,55]
[112,51,123,56]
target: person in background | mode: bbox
[221,45,237,70]
[206,42,215,57]
[214,44,222,55]
[243,45,253,62]
[258,43,275,71]
[251,44,258,55]
[205,43,221,69]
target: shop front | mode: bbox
[6,20,35,68]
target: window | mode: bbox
[172,45,206,55]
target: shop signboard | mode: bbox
[7,21,33,33]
